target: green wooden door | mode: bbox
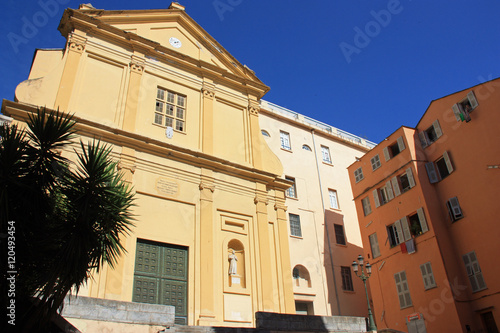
[133,240,188,325]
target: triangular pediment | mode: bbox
[59,6,266,94]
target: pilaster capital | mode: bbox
[130,55,145,74]
[199,182,215,193]
[248,101,260,116]
[117,161,136,174]
[254,195,269,205]
[274,203,287,212]
[202,88,215,99]
[67,33,87,53]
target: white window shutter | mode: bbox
[394,220,404,245]
[425,162,439,183]
[397,136,405,151]
[420,264,430,288]
[370,233,381,258]
[373,189,381,208]
[449,197,463,219]
[467,91,479,110]
[452,104,462,122]
[383,147,390,161]
[419,132,428,148]
[400,217,411,241]
[406,167,416,188]
[443,151,454,174]
[417,207,429,233]
[386,181,394,200]
[433,120,443,139]
[391,177,401,197]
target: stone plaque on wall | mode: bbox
[155,177,179,197]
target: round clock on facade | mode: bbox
[169,37,182,48]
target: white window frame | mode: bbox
[354,167,364,183]
[280,131,291,150]
[361,197,372,216]
[289,213,302,237]
[371,154,381,171]
[394,270,412,309]
[462,251,487,293]
[329,189,339,209]
[285,176,297,198]
[155,87,186,132]
[321,145,332,164]
[420,262,437,290]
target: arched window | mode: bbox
[302,144,312,151]
[261,130,270,137]
[292,265,311,288]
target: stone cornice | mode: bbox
[58,8,270,98]
[2,100,288,189]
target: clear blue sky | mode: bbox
[1,0,499,143]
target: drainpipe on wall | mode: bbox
[311,129,342,316]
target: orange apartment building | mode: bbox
[348,78,500,333]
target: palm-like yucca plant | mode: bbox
[0,108,134,331]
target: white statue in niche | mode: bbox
[228,249,238,276]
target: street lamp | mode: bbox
[352,255,377,332]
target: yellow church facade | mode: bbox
[2,3,373,329]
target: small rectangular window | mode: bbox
[280,131,291,150]
[321,146,332,164]
[371,154,381,171]
[369,233,381,258]
[387,222,403,247]
[383,136,406,161]
[354,167,364,183]
[426,151,454,183]
[329,189,339,209]
[462,251,487,292]
[361,197,371,216]
[155,87,187,132]
[420,262,437,290]
[341,266,354,291]
[334,224,346,245]
[447,197,464,222]
[394,271,412,309]
[289,214,302,237]
[452,91,478,122]
[285,176,297,198]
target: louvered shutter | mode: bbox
[448,197,463,220]
[373,189,381,208]
[425,162,439,183]
[394,220,404,245]
[417,207,429,233]
[463,252,487,292]
[407,167,416,188]
[433,120,443,139]
[397,136,405,152]
[369,233,381,258]
[386,181,394,200]
[401,217,411,241]
[467,91,478,110]
[443,151,454,174]
[391,177,401,196]
[383,147,390,161]
[452,104,462,122]
[420,262,436,290]
[419,132,428,148]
